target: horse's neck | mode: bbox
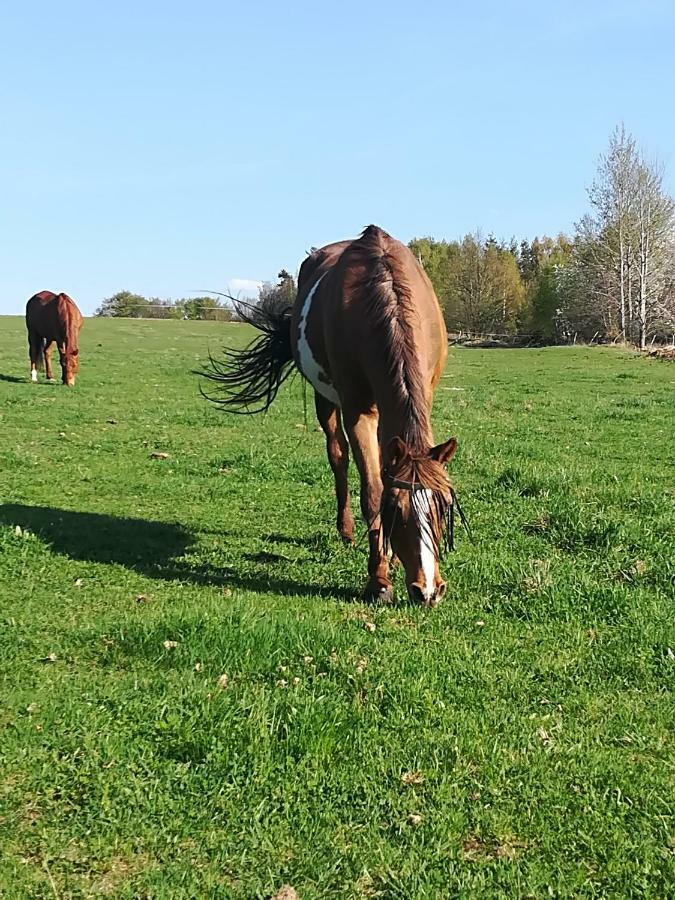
[361,272,435,453]
[376,386,434,452]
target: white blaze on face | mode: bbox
[297,272,340,405]
[412,488,436,600]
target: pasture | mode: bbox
[0,316,673,898]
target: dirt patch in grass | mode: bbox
[461,836,529,862]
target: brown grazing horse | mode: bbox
[205,226,457,605]
[26,291,84,386]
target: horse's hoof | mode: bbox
[340,532,355,546]
[377,586,394,605]
[363,584,394,605]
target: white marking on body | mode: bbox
[412,488,436,600]
[297,273,340,405]
[31,368,38,382]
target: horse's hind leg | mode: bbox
[315,393,354,543]
[28,332,42,382]
[43,341,55,381]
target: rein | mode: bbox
[359,476,472,554]
[449,486,473,549]
[386,476,472,552]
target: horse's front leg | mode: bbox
[57,343,68,385]
[315,393,354,543]
[344,407,392,603]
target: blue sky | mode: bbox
[1,0,674,315]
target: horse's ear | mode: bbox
[386,436,410,469]
[429,437,457,464]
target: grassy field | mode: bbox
[0,316,673,898]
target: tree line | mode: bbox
[95,270,297,321]
[95,291,236,320]
[96,126,674,347]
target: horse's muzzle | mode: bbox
[408,581,446,607]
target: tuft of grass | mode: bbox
[0,317,673,897]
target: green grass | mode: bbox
[0,316,673,898]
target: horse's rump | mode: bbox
[26,291,83,347]
[297,240,352,298]
[307,226,446,449]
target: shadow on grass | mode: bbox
[0,374,60,386]
[163,561,357,602]
[0,504,194,574]
[0,373,29,384]
[0,504,356,602]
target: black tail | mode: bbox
[201,295,295,414]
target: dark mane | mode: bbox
[58,293,81,350]
[349,225,429,450]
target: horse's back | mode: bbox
[307,227,443,326]
[291,226,447,406]
[26,291,83,343]
[325,227,446,370]
[296,241,352,298]
[336,228,446,386]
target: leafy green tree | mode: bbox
[522,236,574,340]
[411,234,526,334]
[250,270,297,318]
[409,236,459,321]
[146,297,174,319]
[447,233,525,334]
[180,296,231,320]
[95,291,149,317]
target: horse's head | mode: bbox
[381,436,458,606]
[60,348,79,386]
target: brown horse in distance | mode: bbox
[204,226,457,605]
[26,291,84,386]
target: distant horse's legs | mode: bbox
[315,393,354,543]
[43,341,55,381]
[28,332,42,382]
[344,407,392,602]
[57,343,68,385]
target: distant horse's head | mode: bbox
[381,436,458,606]
[60,348,79,387]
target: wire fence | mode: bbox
[95,307,675,349]
[95,302,242,322]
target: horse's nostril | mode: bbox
[408,582,445,607]
[408,584,425,605]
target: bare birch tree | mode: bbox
[633,156,675,348]
[574,126,674,346]
[580,125,638,339]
